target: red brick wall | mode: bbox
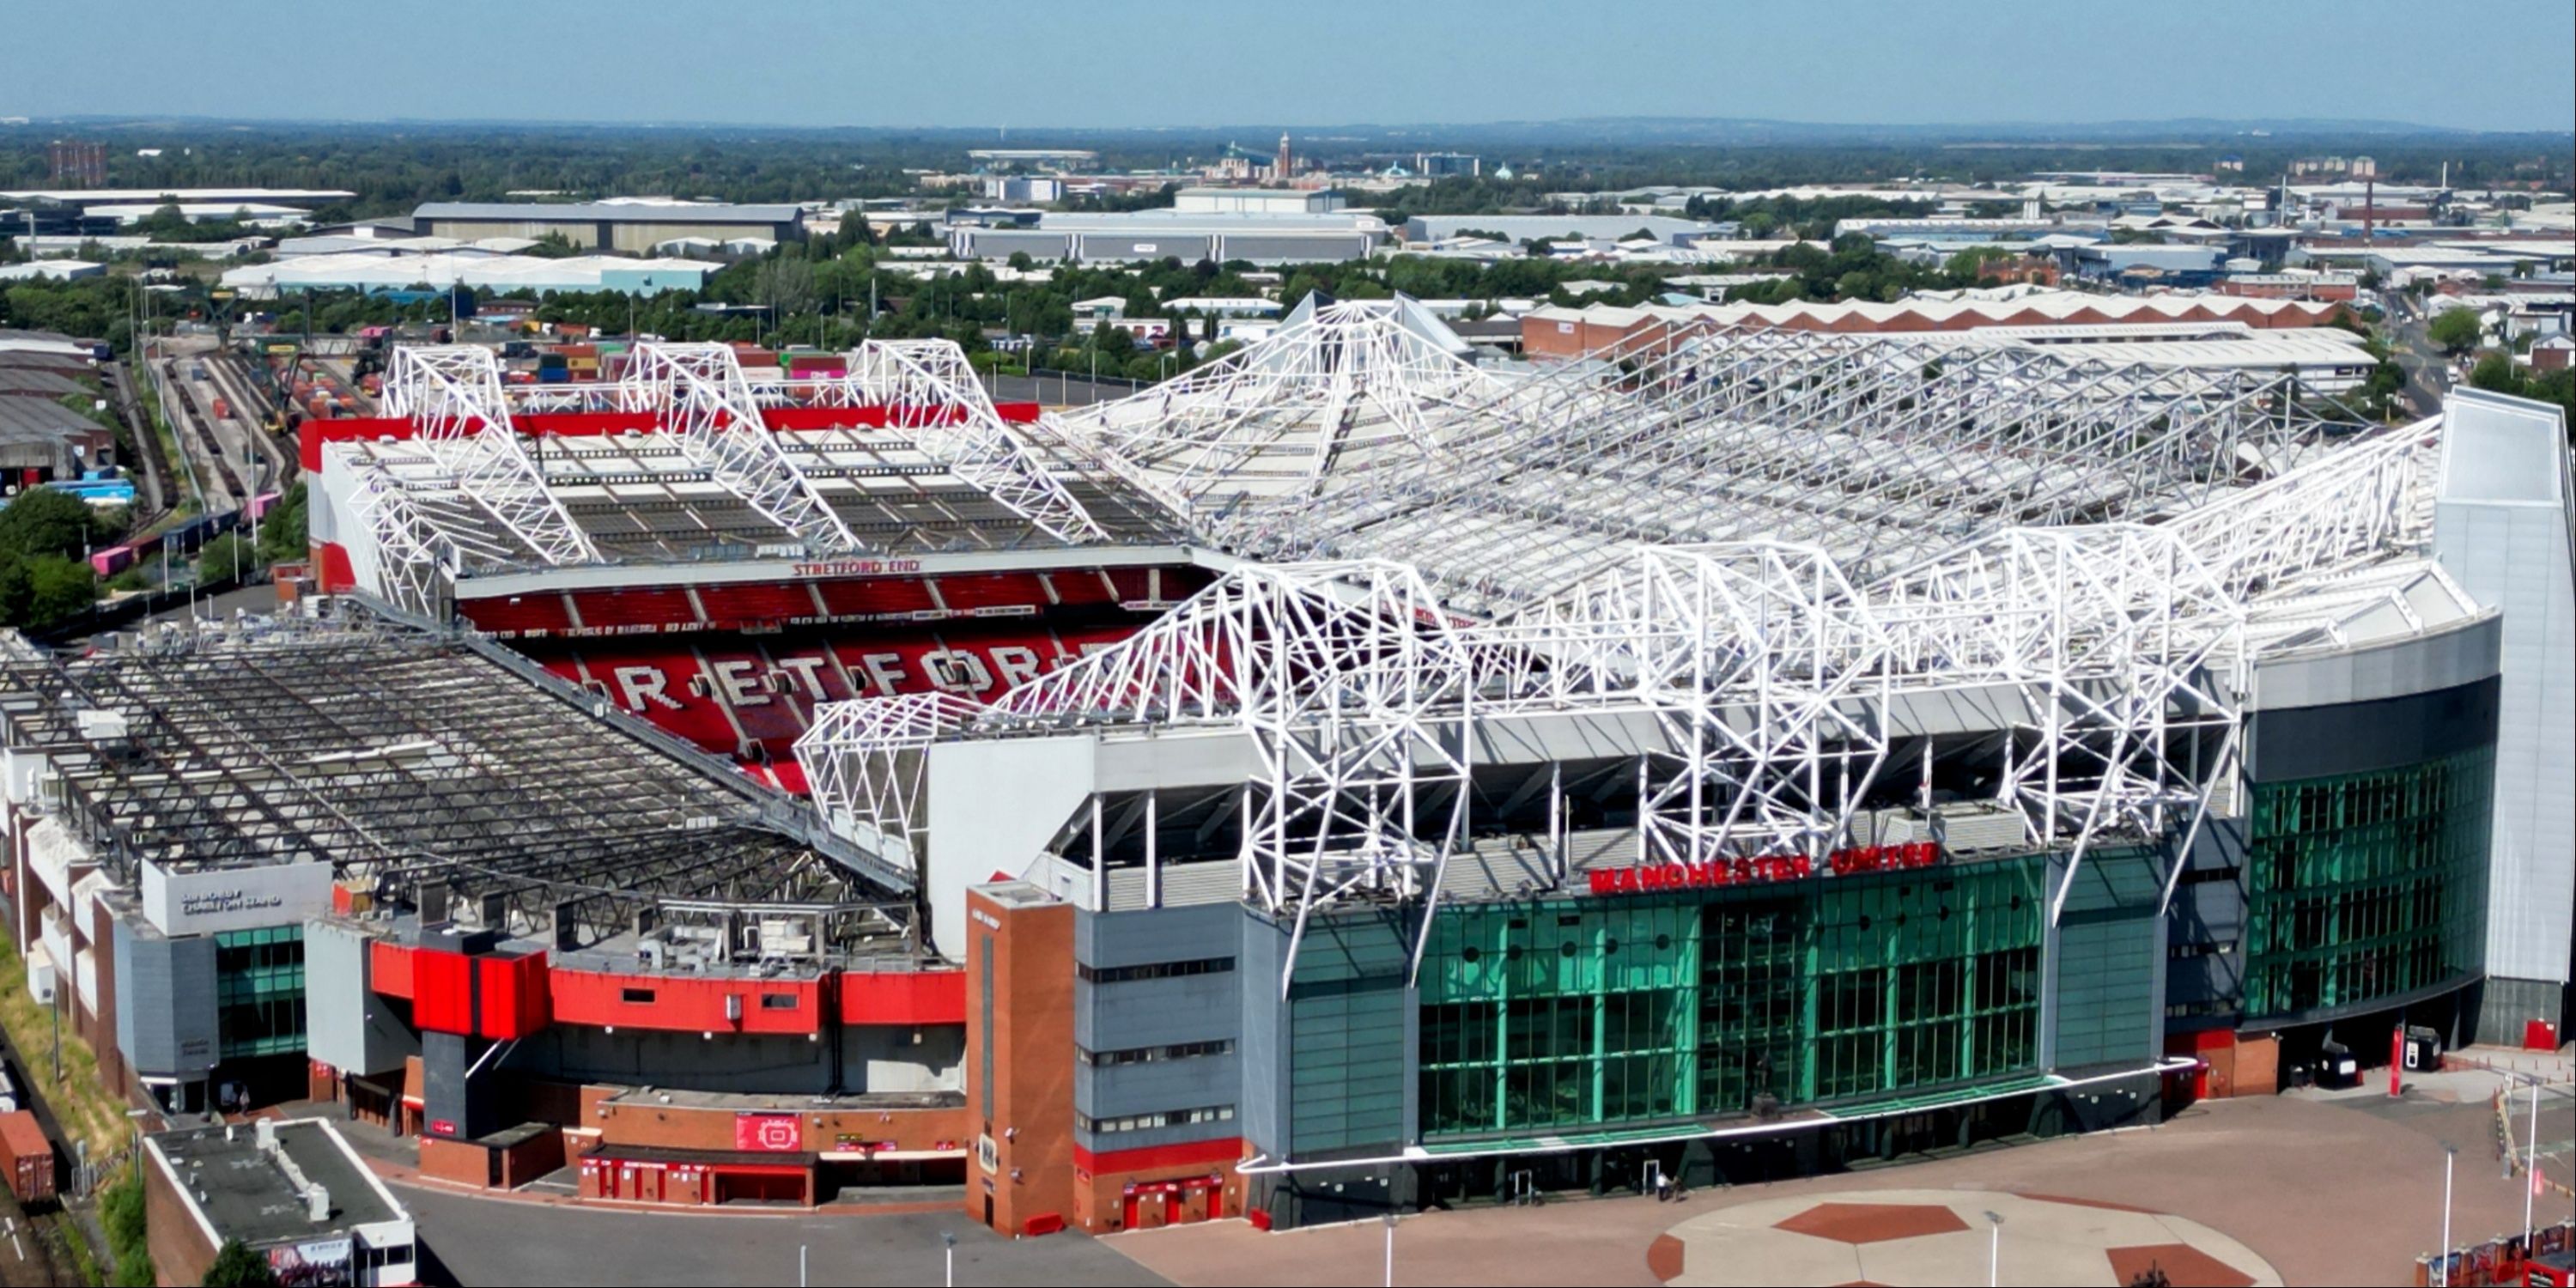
[963,887,1078,1236]
[588,1096,969,1157]
[143,1149,217,1288]
[417,1134,491,1187]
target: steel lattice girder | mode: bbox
[797,691,982,877]
[1057,295,1512,514]
[1092,304,2343,614]
[0,621,906,950]
[382,346,600,565]
[801,416,2443,976]
[811,339,1109,544]
[617,341,862,553]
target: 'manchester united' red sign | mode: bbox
[1584,841,1941,896]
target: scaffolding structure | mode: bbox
[0,617,909,954]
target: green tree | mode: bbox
[2427,308,2482,353]
[204,1240,279,1287]
[196,532,256,586]
[103,1168,151,1287]
[255,481,309,564]
[0,487,109,561]
[21,556,96,628]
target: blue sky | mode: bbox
[4,0,2569,132]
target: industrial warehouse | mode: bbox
[2,298,2570,1240]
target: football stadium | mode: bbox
[5,295,2568,1232]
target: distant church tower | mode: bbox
[1275,133,1292,184]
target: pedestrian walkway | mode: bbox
[1647,1188,2279,1287]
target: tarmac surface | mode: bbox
[397,1182,1169,1288]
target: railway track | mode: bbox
[204,351,295,486]
[100,360,171,528]
[157,360,250,513]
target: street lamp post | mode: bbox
[1382,1212,1395,1288]
[1984,1210,2002,1288]
[2439,1146,2455,1286]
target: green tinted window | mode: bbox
[2242,745,2491,1020]
[1418,857,2044,1139]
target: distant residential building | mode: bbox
[2219,272,2360,303]
[1413,152,1482,178]
[981,175,1064,204]
[2532,333,2574,373]
[45,139,105,188]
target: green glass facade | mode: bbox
[1417,858,2046,1139]
[214,925,307,1059]
[2243,744,2493,1020]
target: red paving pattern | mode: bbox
[2105,1242,2259,1287]
[1645,1234,1685,1282]
[1774,1201,1970,1244]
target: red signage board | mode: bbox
[734,1112,803,1153]
[1584,841,1941,897]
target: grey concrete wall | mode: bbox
[110,914,218,1081]
[2433,391,2576,998]
[301,920,418,1078]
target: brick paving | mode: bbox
[1109,1091,2560,1287]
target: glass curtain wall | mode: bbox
[1418,858,2044,1139]
[2243,745,2493,1019]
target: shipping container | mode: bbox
[538,367,571,384]
[0,1110,53,1205]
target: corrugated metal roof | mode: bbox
[413,202,803,224]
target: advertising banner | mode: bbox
[734,1112,802,1153]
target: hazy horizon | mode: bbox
[3,0,2570,135]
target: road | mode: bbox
[2383,296,2454,419]
[395,1182,1167,1288]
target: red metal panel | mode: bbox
[838,969,966,1026]
[369,940,416,1000]
[1072,1136,1242,1176]
[547,967,824,1035]
[412,949,476,1036]
[313,542,356,594]
[476,953,553,1040]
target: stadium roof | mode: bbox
[338,294,2371,623]
[0,615,912,951]
[1522,289,2345,335]
[334,339,1177,610]
[412,202,804,224]
[221,252,715,296]
[1056,295,2359,616]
